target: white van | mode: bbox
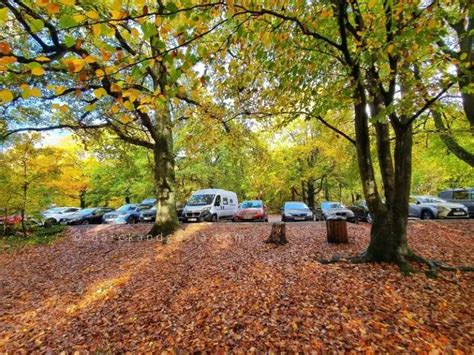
[182,189,238,222]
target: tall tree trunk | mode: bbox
[149,110,179,237]
[79,190,86,209]
[365,124,412,265]
[307,178,315,210]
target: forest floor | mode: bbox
[0,219,472,352]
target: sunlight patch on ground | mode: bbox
[65,259,147,315]
[155,223,208,261]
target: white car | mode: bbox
[409,196,469,219]
[41,207,81,224]
[182,189,238,222]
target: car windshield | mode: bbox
[285,202,308,210]
[45,207,67,213]
[241,201,263,208]
[187,194,215,206]
[321,202,343,209]
[78,208,95,215]
[418,196,446,203]
[117,205,136,212]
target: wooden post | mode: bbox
[265,222,288,245]
[326,217,348,243]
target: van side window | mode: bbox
[214,195,221,207]
[453,190,469,200]
[223,197,229,205]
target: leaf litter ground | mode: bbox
[0,220,472,352]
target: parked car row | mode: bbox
[348,194,470,223]
[8,188,470,228]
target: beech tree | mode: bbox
[213,0,463,270]
[0,0,242,236]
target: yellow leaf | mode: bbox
[30,87,41,97]
[54,86,66,95]
[368,0,376,9]
[427,18,436,29]
[110,83,121,92]
[86,10,99,20]
[460,53,468,61]
[63,58,84,73]
[31,67,45,76]
[35,56,51,62]
[0,8,8,25]
[36,0,49,7]
[84,55,97,63]
[93,88,107,98]
[59,105,69,113]
[386,44,394,55]
[73,14,85,23]
[119,114,132,124]
[60,0,76,5]
[95,69,105,77]
[0,89,13,103]
[92,24,101,36]
[111,105,119,113]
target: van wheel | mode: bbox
[421,210,434,220]
[211,214,218,222]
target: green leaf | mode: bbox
[64,36,76,48]
[59,15,77,29]
[30,19,44,33]
[141,22,157,39]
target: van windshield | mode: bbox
[188,194,215,206]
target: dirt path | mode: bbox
[0,221,473,352]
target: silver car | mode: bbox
[409,196,469,220]
[315,201,356,223]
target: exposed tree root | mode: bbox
[319,249,474,277]
[406,251,474,277]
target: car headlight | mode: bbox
[437,206,449,213]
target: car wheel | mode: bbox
[211,214,218,222]
[265,218,268,222]
[81,219,89,225]
[281,216,286,222]
[420,210,434,220]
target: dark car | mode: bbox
[233,200,268,222]
[139,206,156,222]
[281,201,314,222]
[349,200,372,223]
[439,188,474,218]
[139,198,157,208]
[315,201,356,223]
[63,207,113,225]
[140,206,185,223]
[102,204,143,224]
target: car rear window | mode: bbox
[241,201,263,208]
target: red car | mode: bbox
[0,213,22,226]
[233,200,268,222]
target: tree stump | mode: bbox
[326,217,348,243]
[265,222,288,245]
